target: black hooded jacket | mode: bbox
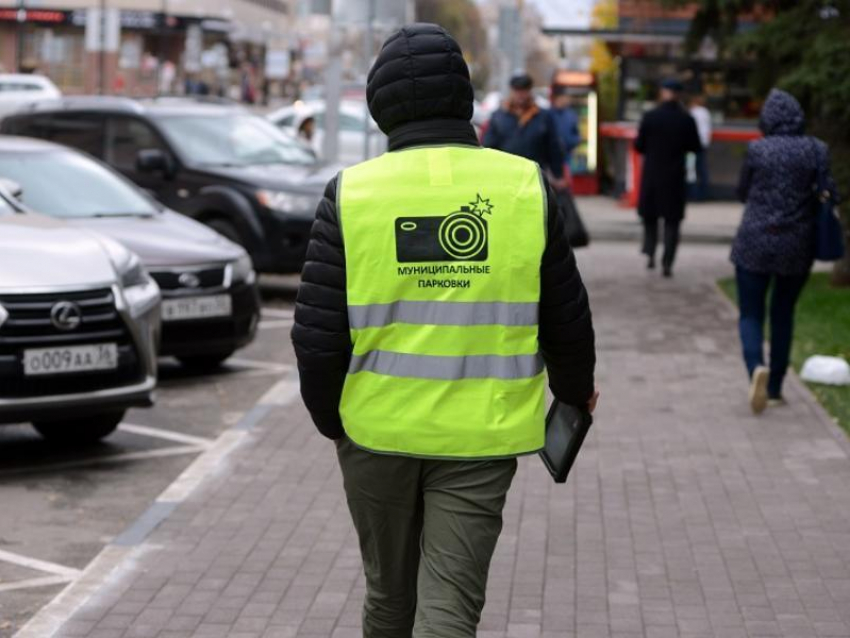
[292,23,596,439]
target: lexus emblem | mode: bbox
[50,301,83,332]
[178,272,201,288]
[0,303,7,329]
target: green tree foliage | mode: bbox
[668,0,850,284]
[414,0,490,90]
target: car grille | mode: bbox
[149,266,226,295]
[0,288,144,398]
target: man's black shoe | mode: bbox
[647,255,656,270]
[662,266,673,278]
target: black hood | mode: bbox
[366,23,475,136]
[760,88,806,136]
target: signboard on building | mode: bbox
[333,0,412,25]
[265,50,291,79]
[85,8,121,52]
[184,24,203,73]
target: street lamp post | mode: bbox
[15,0,25,72]
[99,0,107,94]
[157,0,169,95]
[362,0,375,161]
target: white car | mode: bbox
[0,184,160,443]
[266,100,386,166]
[0,74,62,119]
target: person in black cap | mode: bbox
[635,77,703,276]
[483,72,567,188]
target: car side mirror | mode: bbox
[136,149,175,178]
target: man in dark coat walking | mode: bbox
[635,79,702,276]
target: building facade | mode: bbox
[0,0,295,97]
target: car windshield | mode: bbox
[155,113,317,167]
[0,151,158,218]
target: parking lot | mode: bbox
[0,277,298,637]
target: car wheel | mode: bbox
[32,410,125,444]
[177,350,235,372]
[206,218,244,247]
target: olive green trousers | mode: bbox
[335,437,517,638]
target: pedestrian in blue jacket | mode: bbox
[551,86,582,169]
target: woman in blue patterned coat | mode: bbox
[731,89,838,414]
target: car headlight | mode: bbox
[92,234,160,317]
[117,254,160,317]
[230,253,256,285]
[120,257,150,288]
[256,189,316,214]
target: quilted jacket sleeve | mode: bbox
[539,182,596,407]
[291,175,350,439]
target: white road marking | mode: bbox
[259,308,293,319]
[0,446,204,477]
[0,550,81,579]
[0,576,73,593]
[14,545,148,638]
[119,423,214,449]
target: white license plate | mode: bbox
[23,343,119,376]
[162,295,232,322]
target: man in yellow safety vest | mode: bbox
[293,23,597,638]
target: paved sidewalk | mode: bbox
[19,242,850,638]
[579,196,742,244]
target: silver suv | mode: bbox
[0,186,160,443]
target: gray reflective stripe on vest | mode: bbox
[349,351,544,380]
[349,301,538,329]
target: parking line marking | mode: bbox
[119,423,215,449]
[0,575,73,593]
[259,308,293,319]
[0,550,81,579]
[14,545,148,638]
[0,446,204,477]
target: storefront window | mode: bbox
[22,27,84,92]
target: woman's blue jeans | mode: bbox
[736,267,809,398]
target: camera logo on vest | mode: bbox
[395,194,493,263]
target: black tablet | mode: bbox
[539,400,593,484]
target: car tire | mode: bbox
[177,350,235,371]
[206,218,244,247]
[32,410,125,444]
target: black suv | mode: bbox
[2,97,337,273]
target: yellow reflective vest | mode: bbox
[338,145,547,458]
